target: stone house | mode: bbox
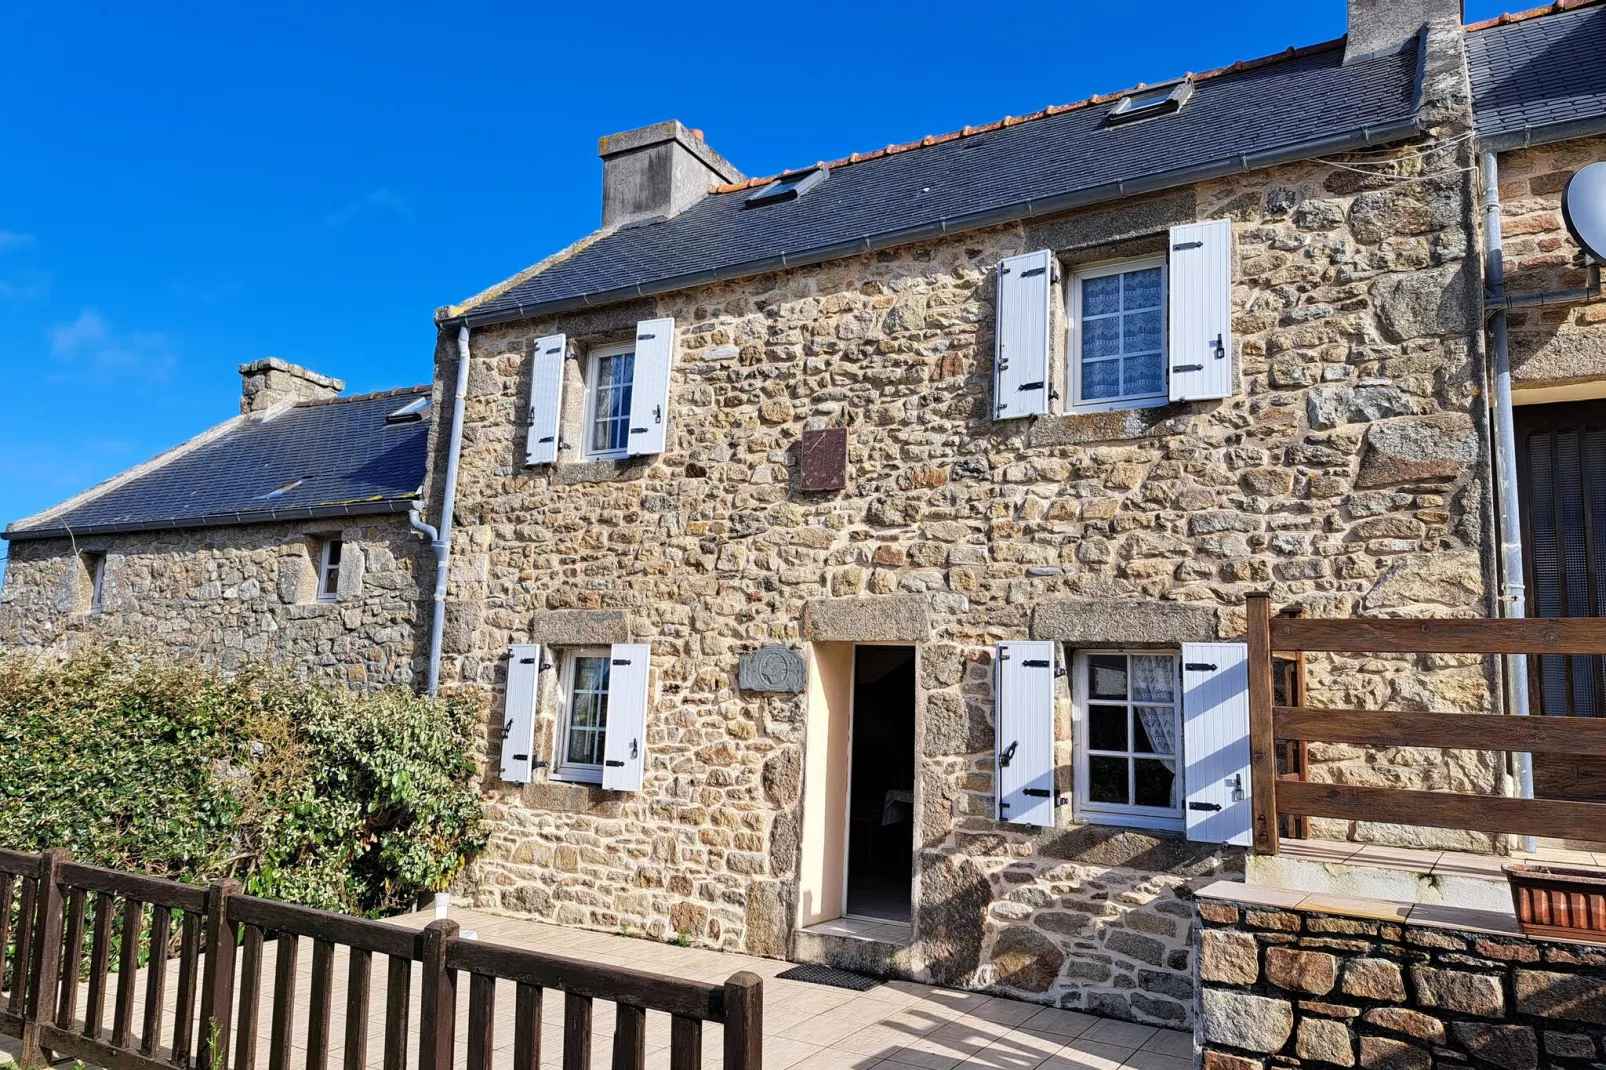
[4,0,1605,1031]
[0,359,433,689]
[402,0,1606,1027]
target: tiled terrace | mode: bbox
[3,907,1193,1070]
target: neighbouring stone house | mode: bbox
[0,359,433,689]
[4,0,1606,1032]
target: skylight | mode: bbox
[745,167,829,207]
[386,396,431,424]
[1105,79,1194,126]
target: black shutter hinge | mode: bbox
[605,760,626,768]
[637,333,656,340]
[1185,662,1217,672]
[1021,659,1051,668]
[1173,240,1203,251]
[1172,364,1204,374]
[612,658,632,666]
[537,435,555,443]
[518,656,537,664]
[1018,381,1045,392]
[1019,267,1046,278]
[1189,801,1223,812]
[1022,788,1052,798]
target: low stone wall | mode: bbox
[1198,894,1606,1070]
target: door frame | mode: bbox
[841,642,918,923]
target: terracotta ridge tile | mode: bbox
[708,37,1345,195]
[1466,0,1605,32]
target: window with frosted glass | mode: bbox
[557,650,612,780]
[587,348,635,457]
[1074,262,1166,408]
[1079,651,1182,819]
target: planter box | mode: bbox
[1506,863,1606,942]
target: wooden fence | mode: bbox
[0,849,761,1070]
[1246,592,1606,855]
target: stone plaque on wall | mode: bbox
[739,644,806,693]
[800,427,847,492]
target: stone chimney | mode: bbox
[1345,0,1463,64]
[238,358,344,414]
[599,120,744,229]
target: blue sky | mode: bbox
[0,1,1515,565]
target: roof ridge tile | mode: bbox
[295,385,431,408]
[1466,0,1604,32]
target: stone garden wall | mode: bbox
[0,517,428,690]
[1198,895,1606,1070]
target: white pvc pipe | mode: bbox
[419,324,472,698]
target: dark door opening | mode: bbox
[1515,400,1606,801]
[845,645,916,922]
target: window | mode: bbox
[83,553,106,614]
[1074,650,1183,831]
[584,343,636,460]
[1069,258,1168,413]
[745,167,829,207]
[1105,79,1193,126]
[317,539,343,603]
[555,648,613,783]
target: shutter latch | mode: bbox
[999,741,1018,768]
[1213,333,1226,360]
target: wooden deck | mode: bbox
[3,907,1192,1070]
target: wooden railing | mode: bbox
[1246,592,1606,856]
[0,850,761,1070]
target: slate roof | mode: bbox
[448,37,1425,327]
[1469,1,1606,147]
[4,388,431,540]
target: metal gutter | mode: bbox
[1481,149,1538,854]
[1,498,417,542]
[1486,263,1602,310]
[438,116,1427,330]
[1480,115,1606,153]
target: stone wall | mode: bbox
[431,98,1497,1025]
[1496,137,1606,391]
[1198,895,1606,1070]
[0,517,428,690]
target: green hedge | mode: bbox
[0,647,486,916]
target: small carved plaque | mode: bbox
[800,427,848,492]
[739,644,806,693]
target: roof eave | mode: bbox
[2,497,419,542]
[438,115,1427,332]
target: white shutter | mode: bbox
[1168,219,1234,402]
[627,318,675,456]
[995,251,1053,421]
[1181,642,1253,845]
[525,333,566,466]
[602,643,651,791]
[996,641,1057,827]
[501,644,542,784]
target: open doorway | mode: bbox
[845,645,916,922]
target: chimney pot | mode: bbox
[238,358,344,415]
[598,120,744,229]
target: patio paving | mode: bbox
[3,906,1194,1070]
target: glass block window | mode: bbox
[1071,259,1167,411]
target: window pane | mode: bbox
[1123,353,1164,397]
[1134,759,1177,808]
[1124,310,1164,354]
[574,656,611,693]
[1088,655,1128,699]
[1124,267,1163,310]
[1089,756,1130,805]
[1083,275,1121,317]
[1082,316,1121,360]
[567,726,602,766]
[1130,656,1174,702]
[1133,707,1177,755]
[569,692,599,730]
[1082,359,1121,400]
[326,541,343,567]
[1088,704,1128,752]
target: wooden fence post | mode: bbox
[722,972,763,1070]
[419,919,459,1070]
[198,878,240,1070]
[19,848,69,1069]
[1246,592,1280,856]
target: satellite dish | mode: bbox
[1563,162,1606,263]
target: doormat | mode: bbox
[776,964,882,991]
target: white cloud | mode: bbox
[324,188,411,228]
[0,230,35,252]
[48,309,176,381]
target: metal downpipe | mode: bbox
[419,323,472,698]
[1481,150,1537,852]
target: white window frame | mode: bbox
[583,341,637,461]
[553,647,612,784]
[1072,648,1185,832]
[1067,256,1169,414]
[317,539,342,604]
[87,554,106,615]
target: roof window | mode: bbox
[1105,79,1193,126]
[745,167,829,207]
[386,396,431,424]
